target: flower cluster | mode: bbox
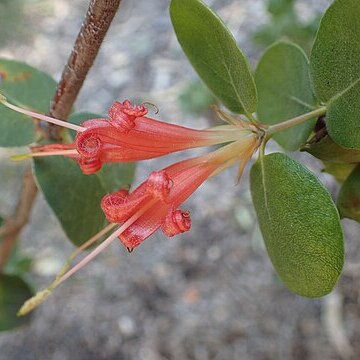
[101,135,260,251]
[1,96,262,296]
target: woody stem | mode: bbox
[49,0,122,126]
[0,0,122,272]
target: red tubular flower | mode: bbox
[3,98,257,174]
[101,134,261,251]
[27,132,261,293]
[1,94,264,305]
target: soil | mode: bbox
[0,1,359,359]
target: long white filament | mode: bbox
[18,199,157,316]
[53,198,157,286]
[0,97,85,132]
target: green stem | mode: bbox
[259,136,268,160]
[266,106,327,135]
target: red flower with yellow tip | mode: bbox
[54,135,261,287]
[2,97,256,174]
[7,95,263,315]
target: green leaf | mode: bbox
[0,59,56,147]
[310,0,360,149]
[5,257,33,277]
[250,153,344,297]
[326,85,360,149]
[96,163,135,194]
[170,0,257,115]
[255,41,316,150]
[33,157,106,246]
[322,162,356,184]
[302,134,360,163]
[4,246,33,276]
[310,0,360,102]
[179,81,216,115]
[0,274,33,331]
[337,165,360,222]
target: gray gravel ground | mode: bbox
[1,1,360,359]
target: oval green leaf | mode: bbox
[0,59,56,147]
[256,41,316,150]
[33,157,106,246]
[0,274,33,331]
[326,85,360,149]
[170,0,257,115]
[302,134,360,163]
[322,162,355,184]
[250,152,344,297]
[310,0,360,149]
[337,165,360,222]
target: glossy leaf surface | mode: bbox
[0,59,56,147]
[256,41,316,150]
[0,274,33,331]
[250,153,344,297]
[170,0,257,115]
[310,0,360,148]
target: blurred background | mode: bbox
[0,0,359,359]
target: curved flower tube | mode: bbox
[102,133,261,251]
[2,97,258,174]
[67,134,261,273]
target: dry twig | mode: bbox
[322,290,355,360]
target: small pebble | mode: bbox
[207,245,221,261]
[118,315,137,337]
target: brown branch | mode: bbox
[0,169,38,269]
[49,0,122,136]
[0,0,122,271]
